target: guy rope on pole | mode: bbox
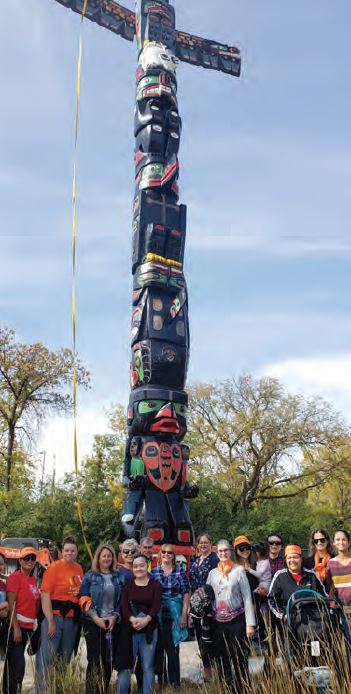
[71,0,93,561]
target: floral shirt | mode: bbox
[189,552,219,593]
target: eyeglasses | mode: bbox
[268,541,282,546]
[141,545,153,550]
[21,555,36,562]
[218,548,230,553]
[313,538,327,545]
[123,549,136,555]
[161,550,174,555]
[237,545,251,552]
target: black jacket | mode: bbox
[268,568,326,619]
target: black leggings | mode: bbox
[213,615,250,692]
[84,620,118,694]
[193,616,212,668]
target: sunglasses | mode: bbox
[21,554,36,562]
[123,549,136,555]
[237,545,251,552]
[313,538,327,545]
[161,550,174,555]
[268,541,282,546]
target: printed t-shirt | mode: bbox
[41,560,83,617]
[6,570,40,629]
[326,559,351,605]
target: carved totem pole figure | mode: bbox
[53,0,241,548]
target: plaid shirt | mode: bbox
[150,565,190,599]
[269,555,285,577]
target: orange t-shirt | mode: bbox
[41,560,83,617]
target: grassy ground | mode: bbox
[2,631,351,693]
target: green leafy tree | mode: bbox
[78,429,125,558]
[0,325,90,491]
[186,375,349,514]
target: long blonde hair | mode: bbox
[91,544,118,573]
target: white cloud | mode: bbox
[261,353,351,423]
[37,405,111,481]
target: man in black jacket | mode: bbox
[268,544,327,621]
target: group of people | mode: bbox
[0,527,350,692]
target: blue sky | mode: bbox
[1,0,350,476]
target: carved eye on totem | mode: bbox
[174,404,187,417]
[138,399,164,414]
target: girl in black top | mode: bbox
[117,554,162,694]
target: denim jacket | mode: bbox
[79,570,125,619]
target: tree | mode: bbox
[186,374,350,514]
[306,443,351,529]
[0,326,90,491]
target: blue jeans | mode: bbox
[117,629,157,694]
[35,615,78,690]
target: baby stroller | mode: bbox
[286,589,345,692]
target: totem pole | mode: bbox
[53,0,241,550]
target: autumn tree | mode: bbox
[306,443,351,528]
[186,375,350,513]
[0,326,89,491]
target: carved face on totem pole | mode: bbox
[128,396,187,439]
[127,385,187,436]
[142,439,182,491]
[138,42,179,75]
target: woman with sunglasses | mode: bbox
[189,534,219,681]
[233,536,268,642]
[118,539,138,581]
[150,544,190,688]
[79,543,125,694]
[3,547,40,694]
[116,553,162,694]
[305,528,332,585]
[206,539,255,690]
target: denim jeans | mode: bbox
[2,627,32,694]
[158,618,180,687]
[117,628,157,694]
[35,615,78,691]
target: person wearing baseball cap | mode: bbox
[3,547,40,694]
[268,543,326,622]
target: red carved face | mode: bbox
[142,441,182,492]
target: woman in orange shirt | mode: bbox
[35,536,83,690]
[3,547,40,694]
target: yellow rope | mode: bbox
[72,0,93,562]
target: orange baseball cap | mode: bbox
[19,547,37,559]
[233,535,251,548]
[285,544,302,558]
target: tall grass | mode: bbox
[2,624,351,693]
